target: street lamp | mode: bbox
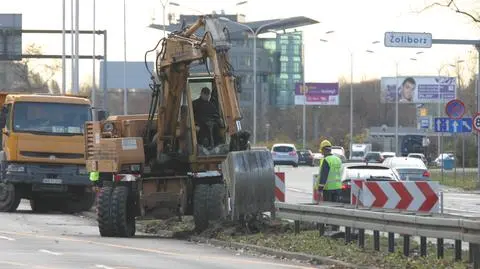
[219,17,292,145]
[160,0,180,39]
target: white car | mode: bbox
[383,157,431,181]
[434,153,455,167]
[271,143,298,167]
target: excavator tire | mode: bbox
[97,186,115,237]
[111,186,136,237]
[0,183,21,212]
[193,183,226,232]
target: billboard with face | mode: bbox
[380,76,456,104]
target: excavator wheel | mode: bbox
[193,183,226,232]
[111,186,136,237]
[0,183,21,212]
[97,186,116,237]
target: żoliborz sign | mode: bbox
[384,32,433,48]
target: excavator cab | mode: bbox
[187,75,227,153]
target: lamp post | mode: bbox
[219,17,291,145]
[159,1,180,39]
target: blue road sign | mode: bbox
[461,118,473,133]
[446,99,466,119]
[435,117,472,133]
[419,117,430,129]
[434,117,449,132]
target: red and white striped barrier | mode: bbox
[351,180,440,213]
[275,172,285,202]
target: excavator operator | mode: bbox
[192,87,223,148]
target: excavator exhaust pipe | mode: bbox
[221,149,275,221]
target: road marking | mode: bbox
[0,260,26,266]
[0,235,15,241]
[39,249,62,256]
[0,231,314,269]
[444,207,480,214]
[95,265,116,269]
[287,187,309,193]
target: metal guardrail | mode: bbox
[275,201,480,268]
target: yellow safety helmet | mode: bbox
[319,140,332,150]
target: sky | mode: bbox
[2,0,480,91]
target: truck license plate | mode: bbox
[42,178,63,184]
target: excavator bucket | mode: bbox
[221,149,275,220]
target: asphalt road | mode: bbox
[0,201,323,269]
[276,166,480,218]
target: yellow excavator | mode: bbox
[85,15,275,236]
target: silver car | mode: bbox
[271,143,299,167]
[383,157,431,181]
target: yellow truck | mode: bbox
[0,93,101,213]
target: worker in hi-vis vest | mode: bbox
[89,171,100,186]
[317,140,342,203]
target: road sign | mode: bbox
[434,117,472,133]
[384,32,433,48]
[473,113,480,133]
[434,117,449,132]
[445,99,465,119]
[418,116,430,129]
[352,180,440,213]
[449,119,463,133]
[461,118,473,133]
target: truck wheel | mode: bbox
[97,186,115,237]
[0,183,21,212]
[111,186,135,237]
[30,199,52,213]
[193,184,226,232]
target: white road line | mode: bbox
[38,249,62,256]
[95,265,116,269]
[444,207,480,214]
[0,235,15,241]
[287,188,309,193]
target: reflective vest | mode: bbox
[89,171,99,182]
[319,155,342,190]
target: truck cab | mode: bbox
[0,93,97,213]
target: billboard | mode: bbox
[380,76,456,104]
[294,82,339,105]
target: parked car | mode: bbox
[383,157,431,181]
[271,143,298,167]
[407,153,427,164]
[434,153,455,167]
[297,149,314,166]
[364,151,384,163]
[381,152,396,160]
[312,152,323,166]
[338,163,401,203]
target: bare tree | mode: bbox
[420,0,479,24]
[12,43,61,93]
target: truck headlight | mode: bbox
[7,164,25,172]
[103,122,114,132]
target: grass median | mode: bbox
[430,170,478,191]
[137,217,471,269]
